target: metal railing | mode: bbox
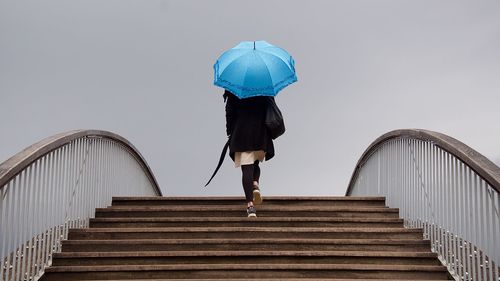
[346,129,500,281]
[0,130,162,281]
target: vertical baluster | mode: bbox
[422,142,427,238]
[25,162,37,280]
[65,142,74,239]
[398,141,402,222]
[90,139,97,222]
[442,152,447,267]
[108,140,113,203]
[419,141,424,230]
[0,183,6,281]
[71,139,79,229]
[432,147,438,253]
[466,166,474,281]
[3,179,16,281]
[392,141,397,210]
[428,144,434,247]
[449,154,454,270]
[400,139,404,212]
[478,179,485,281]
[452,157,459,278]
[407,139,412,226]
[402,140,407,224]
[455,158,461,278]
[467,168,475,280]
[443,150,449,264]
[83,139,91,227]
[52,150,60,258]
[411,140,416,228]
[16,173,24,281]
[70,139,80,230]
[449,154,456,273]
[42,154,50,269]
[483,182,493,281]
[56,146,64,254]
[68,140,76,229]
[33,157,42,278]
[90,140,97,219]
[49,150,58,259]
[14,172,24,281]
[78,139,86,228]
[420,141,424,230]
[61,142,70,242]
[92,140,98,221]
[459,161,466,280]
[473,174,481,280]
[95,140,101,217]
[13,174,21,281]
[434,145,439,255]
[492,186,500,280]
[408,140,413,228]
[495,188,500,280]
[417,140,422,229]
[99,140,105,207]
[46,152,54,265]
[22,168,29,281]
[78,138,85,227]
[426,142,432,241]
[409,140,413,227]
[439,150,446,260]
[5,179,14,281]
[102,141,108,207]
[26,164,35,281]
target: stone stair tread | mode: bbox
[90,217,403,222]
[42,196,452,280]
[53,250,438,258]
[70,227,421,233]
[63,238,431,245]
[112,196,386,201]
[101,205,393,211]
[92,279,446,281]
[44,263,449,272]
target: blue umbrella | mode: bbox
[213,40,297,99]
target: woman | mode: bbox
[224,90,275,217]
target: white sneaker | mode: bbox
[253,184,263,205]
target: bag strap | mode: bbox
[205,136,231,187]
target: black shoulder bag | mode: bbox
[265,97,285,140]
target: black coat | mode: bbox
[224,91,275,161]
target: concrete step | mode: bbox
[40,264,452,280]
[61,238,433,253]
[89,217,404,228]
[68,227,423,240]
[81,279,450,281]
[41,196,453,280]
[51,250,442,266]
[111,196,387,207]
[95,205,399,218]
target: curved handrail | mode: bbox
[0,129,162,196]
[346,128,500,280]
[346,129,500,196]
[0,129,162,281]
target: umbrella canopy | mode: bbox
[213,40,297,99]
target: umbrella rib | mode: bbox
[257,51,297,89]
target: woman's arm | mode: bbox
[225,92,237,136]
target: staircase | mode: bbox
[40,197,453,280]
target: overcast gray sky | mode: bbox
[1,0,499,196]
